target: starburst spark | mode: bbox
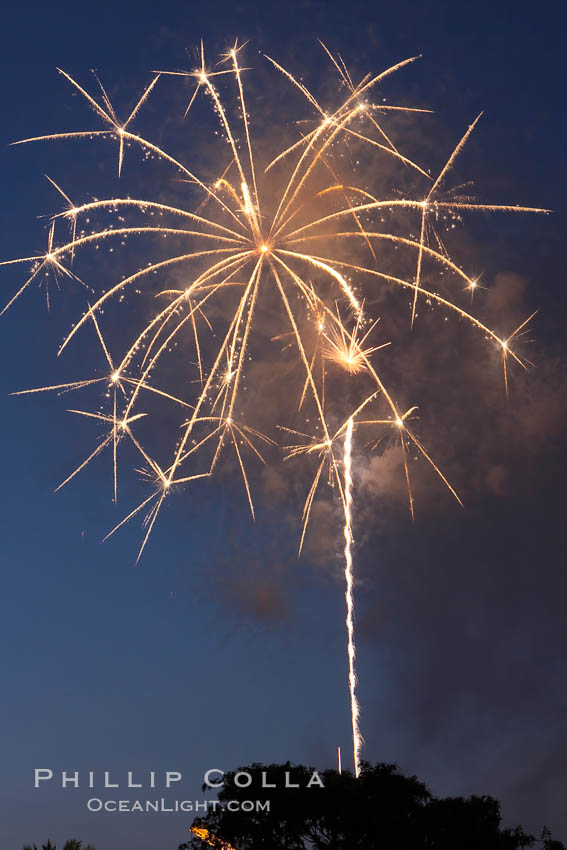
[1,41,548,773]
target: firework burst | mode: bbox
[1,40,547,773]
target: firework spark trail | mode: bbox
[343,416,362,777]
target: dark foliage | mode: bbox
[178,761,565,850]
[24,840,95,850]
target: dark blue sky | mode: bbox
[0,1,565,849]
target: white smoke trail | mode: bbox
[343,416,362,777]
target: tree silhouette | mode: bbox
[178,761,565,850]
[24,839,95,850]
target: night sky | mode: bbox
[1,2,565,849]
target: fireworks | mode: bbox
[1,40,547,774]
[190,826,236,850]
